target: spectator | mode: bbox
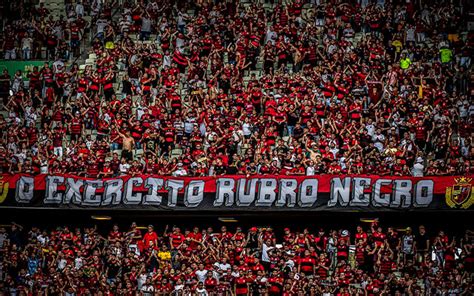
[412,156,425,176]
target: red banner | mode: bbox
[0,174,473,211]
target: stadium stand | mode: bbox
[0,221,473,294]
[0,0,471,177]
[0,0,473,293]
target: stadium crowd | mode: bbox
[0,222,473,295]
[0,0,472,177]
[0,2,473,295]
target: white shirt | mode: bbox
[119,163,130,174]
[57,258,67,270]
[136,106,145,120]
[242,123,252,136]
[85,140,94,150]
[25,109,37,126]
[96,19,108,33]
[412,163,424,177]
[53,61,65,73]
[406,27,415,41]
[365,124,375,136]
[141,18,151,32]
[206,131,217,143]
[262,243,273,262]
[306,166,315,176]
[173,168,188,177]
[22,37,33,49]
[176,37,185,50]
[173,284,184,293]
[339,156,347,170]
[141,284,155,294]
[372,133,385,151]
[458,104,468,118]
[232,130,244,142]
[219,263,231,271]
[137,273,147,288]
[37,234,48,245]
[196,288,209,295]
[163,55,171,67]
[75,3,84,16]
[284,259,295,270]
[265,29,277,45]
[74,257,83,270]
[195,269,208,282]
[14,152,27,164]
[178,13,188,26]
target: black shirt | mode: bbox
[122,80,133,95]
[214,165,226,175]
[0,74,10,94]
[293,126,304,140]
[416,232,429,251]
[287,112,298,126]
[9,229,23,247]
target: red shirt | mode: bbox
[316,258,329,278]
[143,231,158,247]
[372,232,386,247]
[299,257,316,273]
[108,230,122,241]
[170,233,185,248]
[355,232,368,244]
[186,232,202,249]
[268,277,284,294]
[204,277,217,291]
[234,277,249,295]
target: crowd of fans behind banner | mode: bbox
[0,1,473,294]
[0,222,473,294]
[0,0,472,178]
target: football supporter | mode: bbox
[0,0,471,177]
[0,222,472,294]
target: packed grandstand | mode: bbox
[0,0,471,177]
[0,0,473,294]
[0,221,472,295]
